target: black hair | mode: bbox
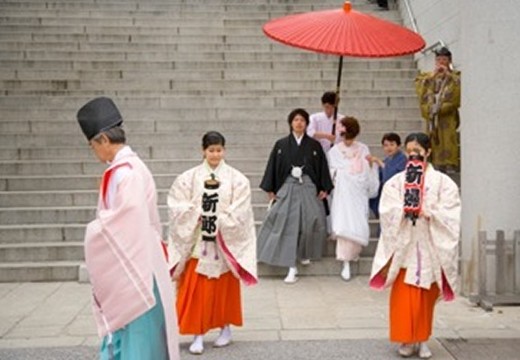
[92,126,126,144]
[202,131,226,150]
[321,91,337,106]
[340,116,360,140]
[381,132,401,146]
[435,46,452,59]
[287,108,310,127]
[404,132,431,152]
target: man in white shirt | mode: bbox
[307,91,344,153]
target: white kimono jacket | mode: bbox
[328,141,379,245]
[167,160,257,285]
[369,165,461,301]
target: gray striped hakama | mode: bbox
[257,175,327,268]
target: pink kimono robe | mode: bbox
[84,148,179,360]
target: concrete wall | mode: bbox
[459,0,520,294]
[397,0,461,71]
[398,0,520,295]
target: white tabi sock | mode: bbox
[189,335,204,354]
[284,266,298,284]
[418,342,432,359]
[214,325,232,347]
[341,261,351,281]
[300,259,311,265]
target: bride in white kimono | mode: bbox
[328,116,379,281]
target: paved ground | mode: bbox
[1,275,520,359]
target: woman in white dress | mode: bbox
[328,116,379,280]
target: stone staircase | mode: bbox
[0,0,422,281]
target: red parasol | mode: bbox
[263,1,425,125]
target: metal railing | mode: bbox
[400,0,419,33]
[422,39,446,55]
[399,0,445,56]
[470,230,520,311]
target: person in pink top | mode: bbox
[77,97,180,360]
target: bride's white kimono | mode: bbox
[328,141,379,260]
[369,164,461,300]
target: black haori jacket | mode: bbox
[260,133,333,195]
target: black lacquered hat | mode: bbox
[77,97,123,140]
[434,46,452,58]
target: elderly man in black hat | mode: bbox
[415,47,461,173]
[77,97,179,360]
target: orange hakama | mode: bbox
[389,269,440,343]
[176,258,243,335]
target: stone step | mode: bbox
[0,41,279,52]
[0,131,277,147]
[0,89,418,100]
[0,1,383,13]
[0,52,411,67]
[0,18,401,32]
[0,7,362,21]
[0,11,401,32]
[0,255,375,282]
[0,173,265,191]
[0,21,395,37]
[0,68,419,81]
[0,58,415,71]
[0,12,398,27]
[0,224,85,243]
[0,5,397,18]
[0,222,176,244]
[0,107,421,124]
[2,17,396,29]
[0,3,340,15]
[0,32,305,45]
[0,128,418,148]
[0,79,419,92]
[0,261,81,282]
[0,48,413,62]
[0,236,378,263]
[0,118,422,135]
[0,97,420,111]
[0,93,421,114]
[0,0,366,5]
[0,203,277,225]
[0,219,381,246]
[0,242,84,262]
[0,187,270,207]
[0,94,419,109]
[0,140,402,161]
[0,199,380,228]
[1,24,372,38]
[0,145,276,161]
[0,95,419,112]
[0,158,269,176]
[2,81,420,95]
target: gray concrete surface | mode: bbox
[1,276,520,359]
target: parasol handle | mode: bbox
[331,56,344,145]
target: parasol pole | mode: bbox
[331,55,344,143]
